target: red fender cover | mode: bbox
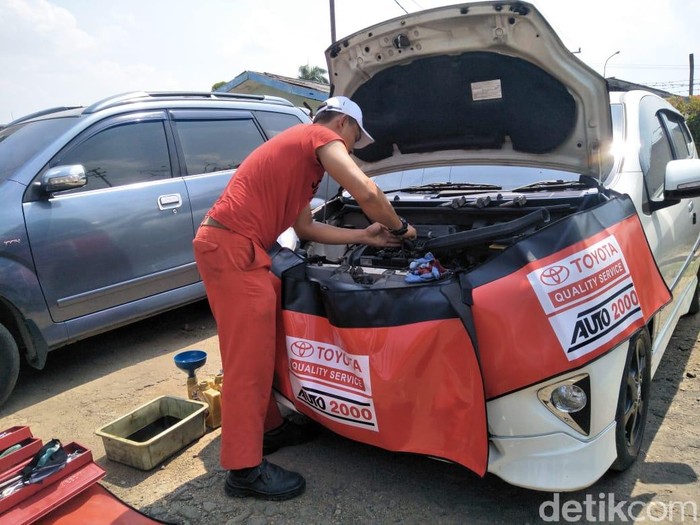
[274,315,488,475]
[471,213,671,399]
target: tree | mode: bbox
[669,96,700,146]
[298,64,329,84]
[211,81,227,92]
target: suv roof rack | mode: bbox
[8,106,84,126]
[84,91,294,114]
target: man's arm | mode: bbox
[316,141,416,239]
[293,205,401,247]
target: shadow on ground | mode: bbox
[0,301,215,416]
[131,314,699,524]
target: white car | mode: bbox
[271,1,700,491]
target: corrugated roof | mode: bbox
[261,72,330,92]
[216,71,329,101]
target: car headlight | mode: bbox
[538,374,591,435]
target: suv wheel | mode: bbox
[686,271,700,315]
[0,323,20,408]
[610,328,651,471]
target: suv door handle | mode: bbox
[158,193,183,210]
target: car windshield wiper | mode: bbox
[510,180,590,192]
[384,182,502,194]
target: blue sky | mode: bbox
[1,0,698,123]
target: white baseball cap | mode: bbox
[315,96,375,149]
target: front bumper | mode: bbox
[488,422,617,491]
[485,341,628,491]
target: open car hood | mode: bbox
[325,1,613,178]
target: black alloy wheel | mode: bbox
[611,327,652,471]
[686,270,700,315]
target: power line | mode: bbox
[646,79,700,84]
[645,80,699,86]
[394,0,408,14]
[602,64,697,71]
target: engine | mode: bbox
[300,186,609,286]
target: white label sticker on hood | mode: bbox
[471,79,502,101]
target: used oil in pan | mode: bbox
[126,415,182,442]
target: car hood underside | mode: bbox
[326,1,613,178]
[354,51,576,159]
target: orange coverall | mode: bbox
[193,123,342,469]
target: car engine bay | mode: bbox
[302,182,609,286]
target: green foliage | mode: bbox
[211,81,227,92]
[298,64,329,84]
[669,95,700,146]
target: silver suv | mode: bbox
[0,91,310,406]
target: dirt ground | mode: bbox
[0,300,698,524]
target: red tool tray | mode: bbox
[0,442,105,524]
[0,427,33,455]
[0,438,43,475]
[34,483,165,525]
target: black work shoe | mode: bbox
[263,418,320,455]
[224,459,305,501]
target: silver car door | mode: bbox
[23,113,197,322]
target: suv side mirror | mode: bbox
[648,159,700,212]
[40,165,87,193]
[664,159,700,200]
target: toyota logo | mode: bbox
[539,265,570,286]
[290,340,314,358]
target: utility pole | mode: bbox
[329,0,337,44]
[690,53,695,97]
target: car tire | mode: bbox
[686,274,700,315]
[610,327,652,471]
[0,323,20,409]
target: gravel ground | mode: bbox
[0,300,698,524]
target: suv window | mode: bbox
[661,112,692,159]
[639,97,674,202]
[254,111,304,137]
[55,120,171,192]
[175,118,264,175]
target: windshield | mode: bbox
[372,165,579,193]
[0,117,77,181]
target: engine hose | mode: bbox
[423,208,550,251]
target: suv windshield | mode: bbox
[0,117,77,181]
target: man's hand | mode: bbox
[398,224,418,241]
[362,223,403,247]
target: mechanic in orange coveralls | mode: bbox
[193,96,417,501]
